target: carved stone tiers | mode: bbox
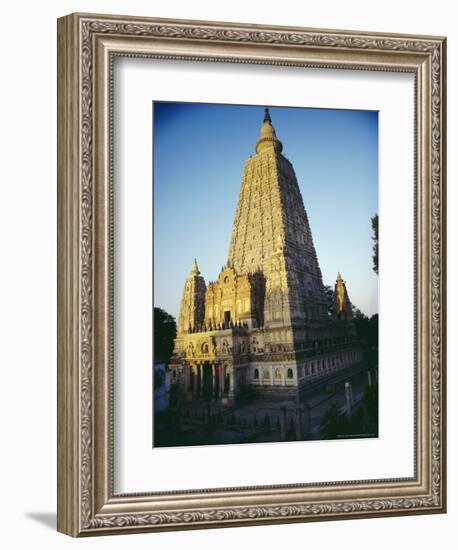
[170,109,362,401]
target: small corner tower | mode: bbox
[332,272,354,321]
[177,259,206,333]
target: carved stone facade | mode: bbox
[169,109,362,402]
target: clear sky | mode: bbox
[153,102,378,320]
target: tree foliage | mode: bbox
[371,214,379,275]
[320,401,346,439]
[351,304,366,320]
[323,284,334,316]
[359,383,378,435]
[320,384,379,439]
[353,313,378,351]
[154,307,177,363]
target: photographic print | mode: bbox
[153,102,379,448]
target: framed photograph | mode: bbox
[57,13,446,536]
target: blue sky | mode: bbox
[153,102,378,319]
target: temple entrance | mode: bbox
[187,363,232,400]
[224,310,231,324]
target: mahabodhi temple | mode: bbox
[168,109,361,403]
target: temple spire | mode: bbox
[177,258,206,333]
[255,107,283,155]
[263,107,272,123]
[190,258,200,276]
[332,272,354,321]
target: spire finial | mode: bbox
[191,258,200,275]
[255,107,283,155]
[263,107,272,123]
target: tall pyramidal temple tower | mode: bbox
[227,108,328,326]
[169,108,362,402]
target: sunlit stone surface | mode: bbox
[169,109,361,403]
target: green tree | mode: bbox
[320,401,346,439]
[154,307,177,363]
[351,305,367,320]
[371,214,379,275]
[360,383,378,436]
[324,284,334,316]
[352,312,378,351]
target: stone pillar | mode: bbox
[198,364,203,398]
[270,365,274,386]
[181,366,186,393]
[295,407,303,440]
[303,403,311,436]
[281,366,286,386]
[345,381,353,416]
[228,368,235,401]
[219,365,224,398]
[211,364,216,399]
[192,365,198,397]
[367,370,373,386]
[279,406,287,441]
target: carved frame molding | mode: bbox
[57,13,446,536]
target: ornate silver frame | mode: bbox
[57,13,446,536]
